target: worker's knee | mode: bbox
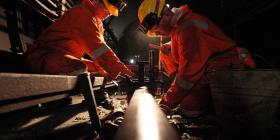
[42,53,87,75]
[179,84,213,117]
[180,108,204,118]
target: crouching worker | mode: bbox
[138,0,255,118]
[24,0,134,108]
[24,0,133,78]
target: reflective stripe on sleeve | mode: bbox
[91,44,111,59]
[174,77,194,90]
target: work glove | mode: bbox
[115,74,139,102]
[149,43,171,55]
[159,103,173,116]
[160,83,186,109]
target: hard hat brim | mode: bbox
[147,31,161,38]
[103,0,119,16]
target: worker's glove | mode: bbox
[159,103,173,116]
[114,72,132,82]
[115,74,135,87]
[159,99,181,117]
[119,74,137,89]
[116,74,139,102]
[149,43,171,55]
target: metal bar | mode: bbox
[0,73,78,100]
[149,49,155,82]
[137,61,148,83]
[114,87,180,140]
[149,49,155,71]
[158,36,163,71]
[0,72,79,113]
[78,73,102,131]
[6,1,24,54]
[22,0,57,21]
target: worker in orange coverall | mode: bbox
[139,0,256,117]
[150,42,177,78]
[24,0,134,79]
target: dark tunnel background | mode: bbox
[109,0,280,68]
[0,0,279,68]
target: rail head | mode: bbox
[114,86,180,140]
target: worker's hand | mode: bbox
[124,70,136,79]
[159,104,173,116]
[149,43,170,55]
[115,74,133,83]
[159,84,186,109]
[149,43,162,50]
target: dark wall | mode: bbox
[117,21,162,62]
[1,0,279,68]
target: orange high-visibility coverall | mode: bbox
[160,5,255,116]
[24,0,133,78]
[159,42,177,77]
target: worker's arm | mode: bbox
[149,42,177,77]
[75,13,134,79]
[149,41,171,55]
[161,27,207,108]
